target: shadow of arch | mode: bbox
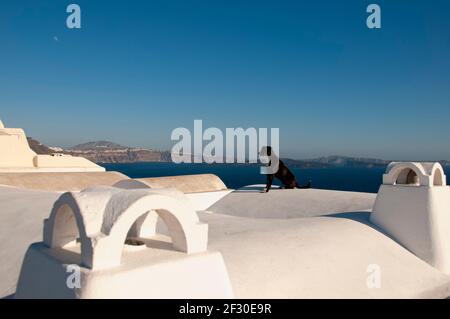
[51,204,80,247]
[126,209,184,249]
[396,168,419,185]
[433,167,445,186]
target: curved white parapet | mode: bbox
[15,187,233,298]
[371,162,450,274]
[136,174,228,193]
[116,176,229,194]
[113,177,233,212]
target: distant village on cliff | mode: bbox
[26,137,450,168]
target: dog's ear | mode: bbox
[266,146,272,156]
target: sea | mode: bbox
[101,162,450,194]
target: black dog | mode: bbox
[260,146,311,193]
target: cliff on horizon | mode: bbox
[26,138,450,167]
[27,139,171,163]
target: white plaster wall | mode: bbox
[371,162,450,275]
[15,244,233,299]
[0,124,104,172]
[371,185,450,274]
[0,128,36,168]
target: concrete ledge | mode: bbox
[137,174,228,194]
[0,172,129,192]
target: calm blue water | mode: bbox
[101,163,450,194]
[102,163,450,193]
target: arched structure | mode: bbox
[371,162,450,274]
[43,186,208,269]
[382,162,446,187]
[16,186,233,299]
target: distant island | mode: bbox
[26,137,450,168]
[27,138,172,163]
[281,156,390,168]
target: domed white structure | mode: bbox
[15,187,233,298]
[371,162,450,274]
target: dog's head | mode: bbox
[259,146,272,157]
[259,145,279,174]
[259,146,277,166]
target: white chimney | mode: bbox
[371,162,450,274]
[15,187,233,298]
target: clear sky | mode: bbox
[1,0,449,160]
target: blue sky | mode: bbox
[1,0,449,160]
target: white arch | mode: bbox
[383,162,447,187]
[43,193,94,268]
[383,162,430,186]
[431,163,446,186]
[43,187,208,270]
[93,194,207,269]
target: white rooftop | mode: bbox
[1,183,449,298]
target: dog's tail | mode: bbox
[296,180,311,189]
